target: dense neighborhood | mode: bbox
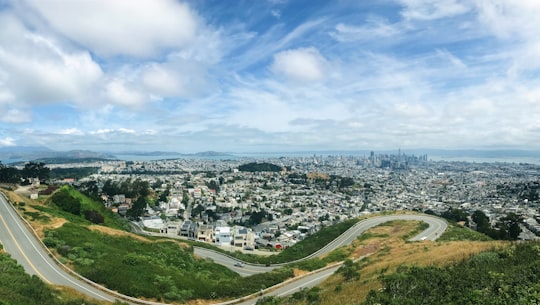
[6,151,537,252]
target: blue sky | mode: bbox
[1,0,540,153]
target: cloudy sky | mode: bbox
[1,0,539,153]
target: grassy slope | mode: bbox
[261,222,505,305]
[8,186,501,305]
[0,243,118,305]
[5,187,294,304]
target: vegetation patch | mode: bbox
[438,224,493,242]
[0,247,126,305]
[51,186,130,230]
[23,210,51,223]
[238,162,282,172]
[257,220,503,305]
[365,242,540,305]
[46,222,293,302]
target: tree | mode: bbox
[84,210,105,224]
[51,189,81,215]
[0,163,21,183]
[79,180,99,200]
[127,197,146,219]
[337,259,359,281]
[249,210,267,225]
[472,210,490,232]
[441,208,468,223]
[497,213,522,240]
[22,162,50,181]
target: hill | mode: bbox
[255,221,508,305]
[0,243,123,305]
[6,188,520,305]
[6,187,294,303]
[238,162,282,172]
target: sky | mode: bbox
[1,0,540,153]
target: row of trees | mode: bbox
[472,210,522,240]
[432,208,522,241]
[102,178,149,199]
[0,161,50,183]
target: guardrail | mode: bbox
[0,191,170,305]
[196,214,447,269]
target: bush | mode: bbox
[84,210,104,224]
[51,189,81,215]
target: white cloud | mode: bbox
[25,0,199,58]
[105,79,146,108]
[399,0,471,20]
[140,57,209,98]
[0,137,15,147]
[271,47,328,82]
[118,128,136,134]
[0,14,103,107]
[91,128,136,135]
[0,107,31,123]
[57,128,84,136]
[330,19,401,42]
[475,1,540,76]
[435,49,467,69]
[476,0,540,40]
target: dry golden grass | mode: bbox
[88,225,150,242]
[2,189,67,238]
[313,221,507,305]
[52,286,114,305]
[294,268,310,277]
[306,172,330,180]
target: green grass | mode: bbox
[438,224,492,242]
[0,243,124,305]
[23,210,51,223]
[60,186,130,230]
[402,221,429,240]
[201,218,361,265]
[46,222,293,302]
[364,242,540,305]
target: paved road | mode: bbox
[218,214,447,305]
[227,265,341,305]
[195,247,278,277]
[197,214,448,277]
[0,193,117,302]
[1,190,446,305]
[0,193,171,305]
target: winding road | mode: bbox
[0,193,118,302]
[0,191,447,304]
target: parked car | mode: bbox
[234,262,244,267]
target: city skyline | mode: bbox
[1,0,540,153]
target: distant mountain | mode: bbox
[0,147,115,164]
[111,150,234,158]
[113,151,183,156]
[193,151,233,157]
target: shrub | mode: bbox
[51,189,81,215]
[84,210,104,224]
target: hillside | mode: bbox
[238,162,282,172]
[5,186,521,305]
[255,221,508,305]
[5,187,294,304]
[0,243,122,305]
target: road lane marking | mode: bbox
[276,269,335,297]
[0,197,114,302]
[0,212,52,284]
